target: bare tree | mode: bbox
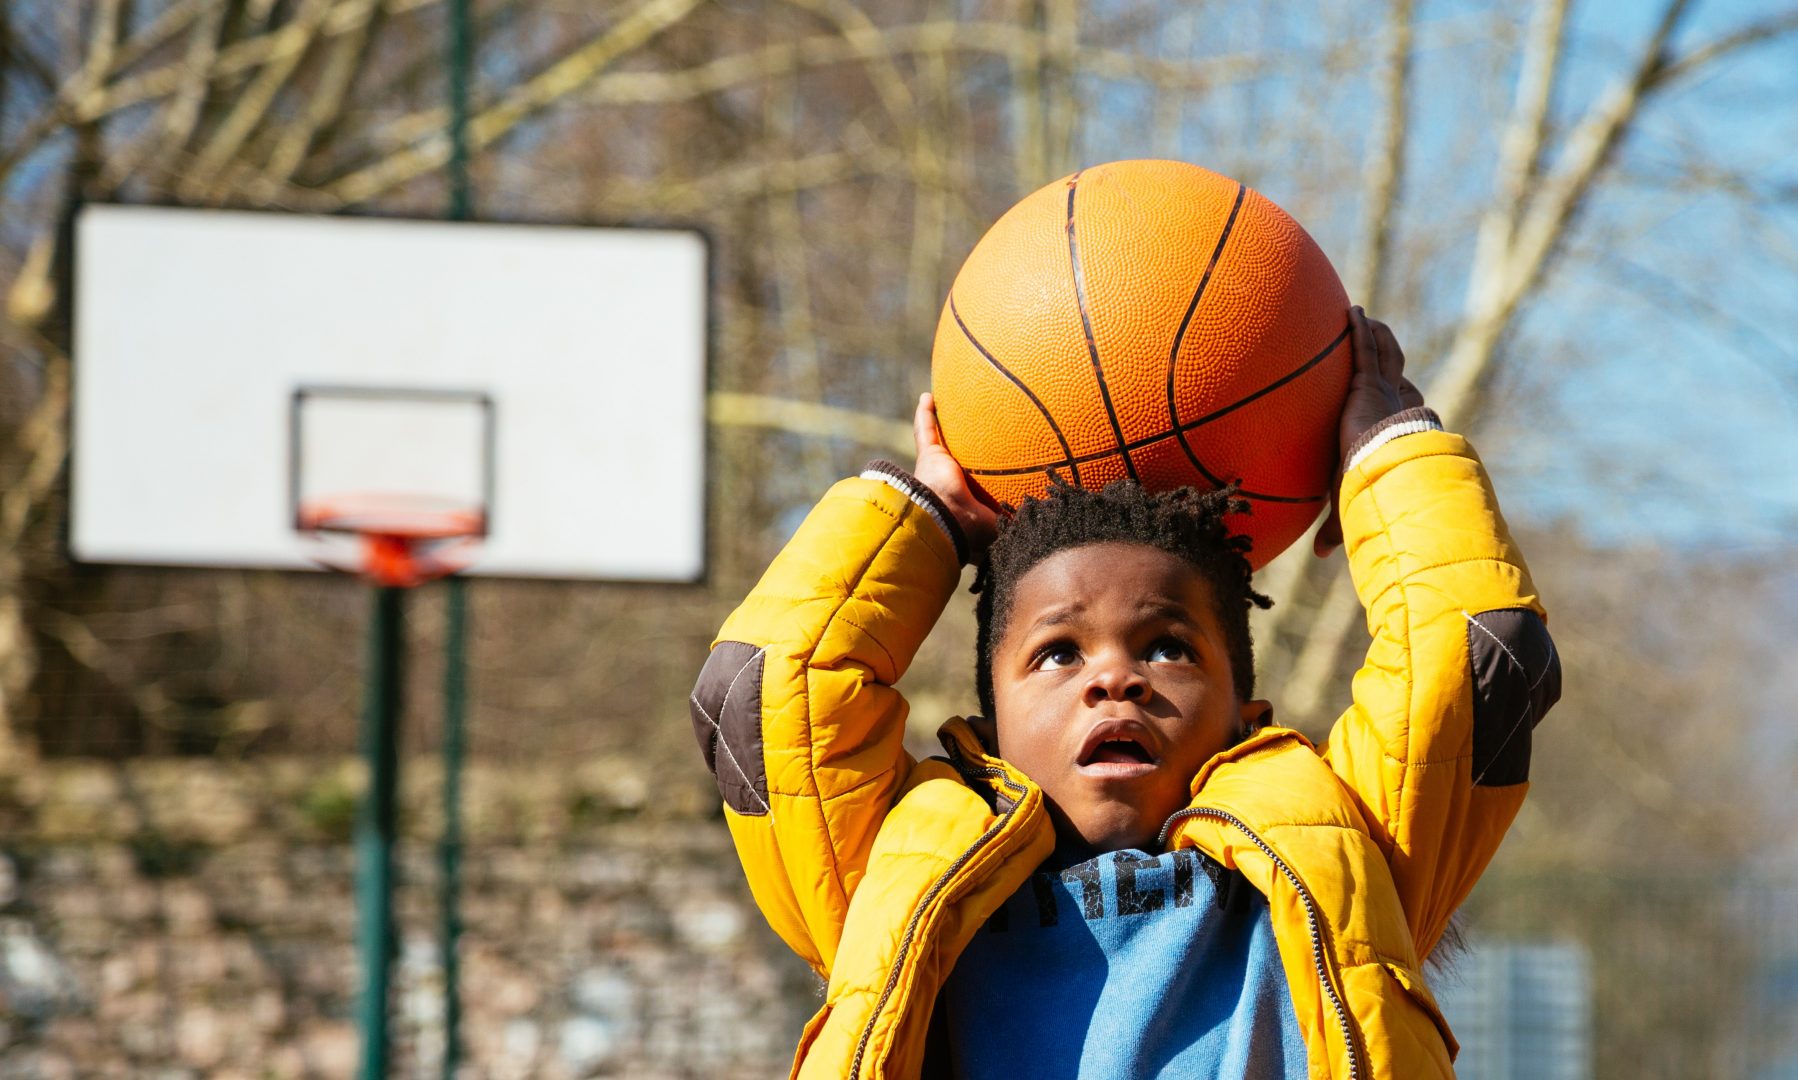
[0,0,1791,780]
[1256,0,1798,727]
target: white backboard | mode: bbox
[71,205,708,581]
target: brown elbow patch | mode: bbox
[1467,609,1561,787]
[689,641,770,815]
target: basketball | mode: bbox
[931,159,1352,568]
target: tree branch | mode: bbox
[1347,0,1414,310]
[179,0,336,202]
[1430,0,1693,426]
[594,142,902,215]
[1648,9,1798,88]
[708,392,913,457]
[260,0,381,188]
[321,0,705,207]
[1256,0,1416,685]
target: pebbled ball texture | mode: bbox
[931,159,1352,569]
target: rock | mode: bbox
[489,968,541,1016]
[161,882,215,935]
[0,918,82,1019]
[12,1050,76,1080]
[251,988,287,1032]
[671,898,746,951]
[100,954,138,996]
[111,880,159,923]
[41,766,126,841]
[263,1044,308,1079]
[570,968,637,1025]
[502,1017,541,1068]
[398,935,445,1036]
[577,756,649,814]
[171,939,229,987]
[568,850,644,890]
[111,993,168,1056]
[559,1015,622,1075]
[299,1021,357,1075]
[174,1006,226,1069]
[0,761,813,1078]
[52,884,104,922]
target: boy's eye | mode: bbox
[1147,638,1194,663]
[1035,643,1080,670]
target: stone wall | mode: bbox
[0,756,815,1078]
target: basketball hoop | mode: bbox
[297,492,487,588]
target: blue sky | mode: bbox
[1491,0,1798,552]
[1067,0,1795,553]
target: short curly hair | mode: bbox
[972,480,1272,719]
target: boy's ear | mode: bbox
[968,714,999,755]
[1238,698,1274,737]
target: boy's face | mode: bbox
[983,542,1269,859]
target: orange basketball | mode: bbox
[931,159,1352,569]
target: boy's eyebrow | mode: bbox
[1019,598,1197,635]
[1136,599,1196,623]
[1022,607,1083,632]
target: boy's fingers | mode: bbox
[1313,506,1343,558]
[1396,375,1426,409]
[1349,306,1378,376]
[1370,319,1406,385]
[914,392,941,451]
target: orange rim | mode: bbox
[297,494,486,586]
[297,493,486,540]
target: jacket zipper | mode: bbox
[847,751,1028,1079]
[1157,807,1366,1080]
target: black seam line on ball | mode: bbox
[1065,171,1140,483]
[959,442,1325,504]
[1169,182,1247,480]
[1178,324,1350,434]
[960,430,1325,502]
[965,325,1347,484]
[1175,455,1325,504]
[950,295,1081,487]
[960,322,1349,504]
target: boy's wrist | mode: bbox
[862,460,970,565]
[1343,406,1442,473]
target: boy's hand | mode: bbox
[1313,307,1426,557]
[913,392,1000,562]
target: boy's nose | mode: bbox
[1084,661,1149,706]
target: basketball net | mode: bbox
[297,492,486,588]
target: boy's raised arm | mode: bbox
[688,397,992,976]
[1318,310,1562,957]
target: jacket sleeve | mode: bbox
[1321,411,1561,957]
[689,469,964,976]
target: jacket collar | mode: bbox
[1165,727,1373,850]
[937,717,1039,815]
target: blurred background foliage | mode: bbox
[0,0,1794,1075]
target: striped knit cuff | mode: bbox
[1344,407,1443,473]
[862,460,969,565]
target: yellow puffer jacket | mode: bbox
[690,424,1559,1079]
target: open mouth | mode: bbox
[1082,739,1155,766]
[1076,721,1160,775]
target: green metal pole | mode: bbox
[447,0,472,222]
[442,3,472,1076]
[357,585,406,1080]
[439,578,467,1078]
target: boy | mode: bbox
[689,309,1559,1078]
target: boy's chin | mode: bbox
[1052,806,1162,861]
